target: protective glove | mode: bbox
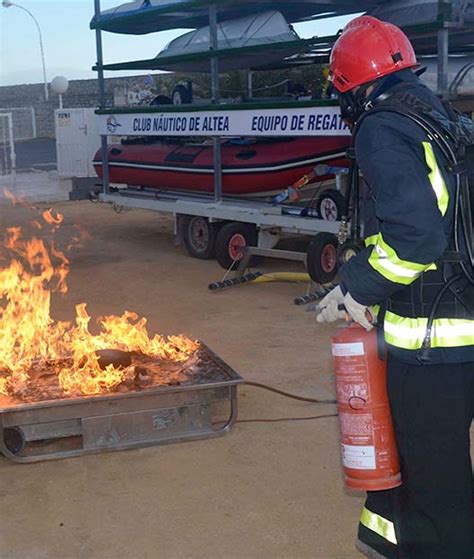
[316,285,375,331]
[315,285,345,321]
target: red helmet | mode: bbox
[330,16,417,93]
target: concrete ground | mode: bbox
[0,200,365,559]
[0,171,70,203]
[0,137,66,203]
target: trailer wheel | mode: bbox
[307,233,338,283]
[215,222,258,270]
[181,216,218,259]
[172,84,192,105]
[316,189,345,221]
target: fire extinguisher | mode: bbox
[331,322,402,491]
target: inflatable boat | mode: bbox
[93,136,350,197]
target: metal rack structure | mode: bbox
[90,0,474,279]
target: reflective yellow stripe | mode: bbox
[364,235,378,248]
[368,233,436,285]
[422,141,449,216]
[384,311,474,350]
[360,507,397,545]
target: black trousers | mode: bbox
[358,355,474,559]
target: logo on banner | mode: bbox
[107,116,122,134]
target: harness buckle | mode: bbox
[446,161,467,175]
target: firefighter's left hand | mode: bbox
[316,286,375,331]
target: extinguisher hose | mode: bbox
[236,413,338,424]
[236,381,338,424]
[244,380,337,404]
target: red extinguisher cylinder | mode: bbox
[331,323,402,491]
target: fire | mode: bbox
[0,208,199,401]
[42,208,64,229]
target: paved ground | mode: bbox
[0,200,365,559]
[0,170,70,203]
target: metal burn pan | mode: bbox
[0,344,243,463]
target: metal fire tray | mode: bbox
[0,344,243,463]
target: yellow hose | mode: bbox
[251,273,311,284]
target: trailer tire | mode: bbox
[215,222,258,270]
[181,216,219,259]
[172,84,192,105]
[316,189,345,221]
[307,233,338,283]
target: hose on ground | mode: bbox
[236,414,338,424]
[250,273,311,284]
[244,380,336,404]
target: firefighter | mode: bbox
[316,15,474,559]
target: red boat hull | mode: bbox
[93,137,349,196]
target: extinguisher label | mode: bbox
[339,412,373,442]
[339,411,376,470]
[341,444,376,470]
[332,342,365,357]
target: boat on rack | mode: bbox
[93,136,350,197]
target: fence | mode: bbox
[0,107,36,141]
[0,112,16,176]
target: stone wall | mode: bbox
[0,75,154,139]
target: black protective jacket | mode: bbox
[339,70,474,364]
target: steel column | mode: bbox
[94,0,110,195]
[209,3,223,203]
[437,26,449,97]
[247,70,253,99]
[209,3,220,102]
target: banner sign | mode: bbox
[97,106,350,137]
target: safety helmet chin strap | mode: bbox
[338,83,375,124]
[338,71,408,125]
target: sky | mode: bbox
[0,1,356,86]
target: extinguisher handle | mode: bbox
[337,304,351,322]
[337,304,375,325]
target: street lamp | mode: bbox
[2,0,49,101]
[51,76,69,109]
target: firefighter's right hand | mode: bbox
[315,286,346,323]
[316,286,374,331]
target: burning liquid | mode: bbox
[0,208,199,401]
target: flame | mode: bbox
[42,208,64,228]
[0,208,199,401]
[3,189,26,207]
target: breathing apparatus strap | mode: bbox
[353,103,457,164]
[351,99,474,357]
[353,101,473,270]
